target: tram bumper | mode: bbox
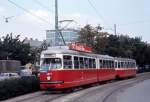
[40,81,64,90]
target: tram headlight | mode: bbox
[47,73,51,80]
[47,76,51,80]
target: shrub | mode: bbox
[0,76,40,100]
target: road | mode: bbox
[2,72,150,102]
[116,79,150,102]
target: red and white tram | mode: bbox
[39,44,137,90]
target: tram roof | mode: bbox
[114,57,135,62]
[42,46,114,59]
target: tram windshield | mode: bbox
[40,58,62,71]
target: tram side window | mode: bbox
[110,61,112,68]
[110,61,113,68]
[129,62,131,68]
[92,59,96,68]
[124,62,126,68]
[104,60,106,68]
[79,57,84,69]
[126,62,128,68]
[89,59,92,68]
[123,62,125,68]
[115,62,117,68]
[131,62,134,68]
[120,62,123,68]
[109,61,112,68]
[132,62,134,68]
[127,62,129,68]
[74,56,79,69]
[103,60,106,68]
[99,60,103,68]
[134,62,136,68]
[128,62,130,68]
[133,62,135,68]
[63,55,72,69]
[105,60,107,68]
[84,58,89,68]
[107,60,111,68]
[111,61,114,68]
[118,62,121,68]
[113,61,115,68]
[130,62,132,68]
[107,60,110,68]
[103,60,105,68]
[106,60,108,68]
[127,62,130,68]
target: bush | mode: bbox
[0,76,40,100]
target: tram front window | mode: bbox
[40,58,62,71]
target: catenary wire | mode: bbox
[7,0,51,25]
[32,0,54,12]
[87,0,108,25]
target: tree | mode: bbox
[78,25,150,66]
[78,24,108,54]
[78,25,96,47]
[0,34,36,65]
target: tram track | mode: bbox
[3,72,150,102]
[2,91,65,102]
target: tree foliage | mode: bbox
[78,25,150,66]
[0,34,36,65]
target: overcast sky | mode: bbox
[0,0,150,42]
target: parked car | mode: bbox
[0,73,20,80]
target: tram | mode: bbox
[39,43,137,90]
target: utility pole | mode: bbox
[55,0,59,46]
[114,24,117,35]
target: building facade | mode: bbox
[24,38,43,48]
[46,29,79,46]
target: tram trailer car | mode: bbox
[114,58,137,79]
[39,46,137,90]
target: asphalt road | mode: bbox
[2,72,150,102]
[116,79,150,102]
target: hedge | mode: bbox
[0,76,40,100]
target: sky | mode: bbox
[0,0,150,42]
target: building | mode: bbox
[46,29,79,46]
[24,38,43,48]
[0,60,20,73]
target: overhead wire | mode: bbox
[87,0,108,25]
[7,0,51,25]
[32,0,54,12]
[118,19,150,27]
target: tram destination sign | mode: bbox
[69,42,92,53]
